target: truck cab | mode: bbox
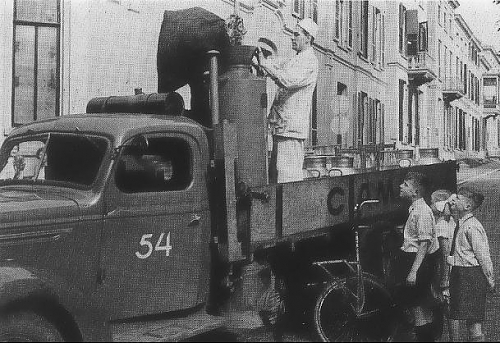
[0,113,214,340]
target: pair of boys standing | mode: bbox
[398,172,495,342]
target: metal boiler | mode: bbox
[218,46,268,187]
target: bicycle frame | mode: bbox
[312,199,380,316]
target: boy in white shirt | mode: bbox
[398,172,440,341]
[447,187,495,342]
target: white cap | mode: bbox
[297,18,319,39]
[434,200,447,213]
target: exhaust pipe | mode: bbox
[207,50,220,126]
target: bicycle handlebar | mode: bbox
[354,199,380,213]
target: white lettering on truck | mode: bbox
[135,232,172,259]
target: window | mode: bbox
[366,98,379,144]
[399,79,406,142]
[360,0,369,58]
[377,100,384,144]
[293,0,305,18]
[12,0,60,126]
[458,110,466,150]
[438,40,442,79]
[381,14,385,65]
[348,0,353,48]
[445,105,452,148]
[438,2,441,26]
[476,76,480,105]
[0,133,107,188]
[464,64,467,94]
[311,0,318,23]
[375,9,382,66]
[372,7,382,64]
[443,46,447,79]
[335,0,343,42]
[449,51,452,81]
[399,3,406,55]
[472,118,480,151]
[371,8,376,62]
[335,82,347,145]
[115,136,192,193]
[418,22,428,52]
[358,91,367,145]
[497,120,500,146]
[484,77,497,108]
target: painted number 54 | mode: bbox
[135,232,172,259]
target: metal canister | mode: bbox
[418,148,440,165]
[396,149,414,167]
[218,45,268,187]
[303,155,326,178]
[325,155,355,176]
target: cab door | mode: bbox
[99,132,211,320]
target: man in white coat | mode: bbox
[258,18,319,183]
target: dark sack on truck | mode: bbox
[157,7,230,127]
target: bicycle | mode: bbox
[313,199,399,342]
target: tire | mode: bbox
[0,311,63,342]
[314,273,398,342]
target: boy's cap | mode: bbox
[431,189,452,203]
[298,18,319,39]
[434,200,448,212]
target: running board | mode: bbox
[111,309,226,342]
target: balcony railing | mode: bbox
[442,77,464,102]
[484,97,498,109]
[483,97,500,118]
[408,51,434,70]
[408,52,436,85]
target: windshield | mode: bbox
[0,133,108,188]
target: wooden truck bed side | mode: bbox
[242,161,457,252]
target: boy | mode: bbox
[447,188,495,342]
[398,172,440,341]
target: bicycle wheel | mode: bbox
[314,273,398,342]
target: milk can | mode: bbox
[396,149,414,167]
[418,148,440,165]
[325,155,355,176]
[303,155,327,178]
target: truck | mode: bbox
[0,7,457,342]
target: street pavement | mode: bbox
[456,158,500,185]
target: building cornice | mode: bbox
[483,46,500,67]
[454,13,482,49]
[448,0,460,10]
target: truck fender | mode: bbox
[0,265,110,341]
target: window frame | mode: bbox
[114,133,195,194]
[12,0,61,127]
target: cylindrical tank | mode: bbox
[219,45,268,187]
[86,92,185,116]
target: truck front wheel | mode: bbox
[0,311,63,342]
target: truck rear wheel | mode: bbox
[0,311,63,342]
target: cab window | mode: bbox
[115,136,192,193]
